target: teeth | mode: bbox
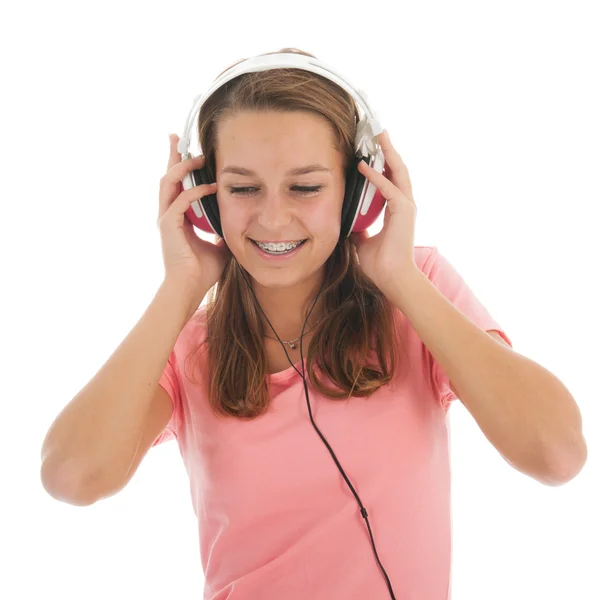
[256,241,302,252]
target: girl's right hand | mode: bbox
[158,134,232,292]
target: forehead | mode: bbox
[215,110,339,162]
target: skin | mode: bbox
[214,110,347,341]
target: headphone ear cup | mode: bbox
[351,156,387,234]
[340,156,365,240]
[194,166,223,238]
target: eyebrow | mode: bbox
[220,164,332,177]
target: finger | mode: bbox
[163,151,206,187]
[158,163,212,223]
[159,151,207,217]
[377,130,404,164]
[158,181,217,225]
[376,130,414,200]
[167,133,182,172]
[357,158,402,204]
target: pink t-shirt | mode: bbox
[152,245,512,600]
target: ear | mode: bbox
[351,230,370,246]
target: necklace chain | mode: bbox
[263,317,324,350]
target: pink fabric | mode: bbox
[152,245,512,599]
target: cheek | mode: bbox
[309,202,343,235]
[217,194,344,238]
[217,203,246,241]
[304,208,343,259]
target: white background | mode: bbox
[2,1,598,598]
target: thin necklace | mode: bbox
[263,317,324,350]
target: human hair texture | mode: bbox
[183,47,409,419]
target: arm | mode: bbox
[40,277,208,503]
[385,268,587,486]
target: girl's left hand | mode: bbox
[351,129,418,292]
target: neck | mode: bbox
[250,280,325,341]
[259,302,324,341]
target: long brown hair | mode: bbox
[184,47,409,419]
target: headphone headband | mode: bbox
[177,53,383,159]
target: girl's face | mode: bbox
[214,110,346,292]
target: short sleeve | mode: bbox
[423,246,513,411]
[151,349,183,447]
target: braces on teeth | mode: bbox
[257,241,302,252]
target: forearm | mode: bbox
[385,269,586,483]
[40,278,207,497]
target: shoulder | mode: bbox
[171,304,210,357]
[188,303,209,328]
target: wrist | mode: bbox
[379,266,426,309]
[161,277,207,317]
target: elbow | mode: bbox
[541,437,588,486]
[40,458,99,506]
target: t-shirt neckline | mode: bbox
[266,357,309,383]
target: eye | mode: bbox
[228,185,323,196]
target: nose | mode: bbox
[256,194,293,231]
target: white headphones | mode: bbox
[175,52,387,238]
